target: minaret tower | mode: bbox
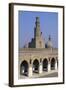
[34,17,45,48]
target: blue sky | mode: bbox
[19,11,58,48]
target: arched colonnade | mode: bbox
[20,57,58,77]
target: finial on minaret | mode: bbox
[41,32,42,35]
[36,17,40,22]
[48,35,51,41]
[47,35,53,48]
[35,17,40,27]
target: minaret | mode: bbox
[34,17,45,48]
[34,17,41,37]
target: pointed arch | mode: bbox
[51,58,55,70]
[43,58,48,71]
[20,60,28,76]
[33,59,39,73]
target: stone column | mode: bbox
[28,59,32,77]
[28,66,32,77]
[48,58,51,71]
[55,60,57,70]
[39,58,42,74]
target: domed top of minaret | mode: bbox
[36,17,40,22]
[47,35,53,48]
[34,16,41,37]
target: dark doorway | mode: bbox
[43,59,48,71]
[51,58,55,70]
[33,59,39,73]
[20,60,28,76]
